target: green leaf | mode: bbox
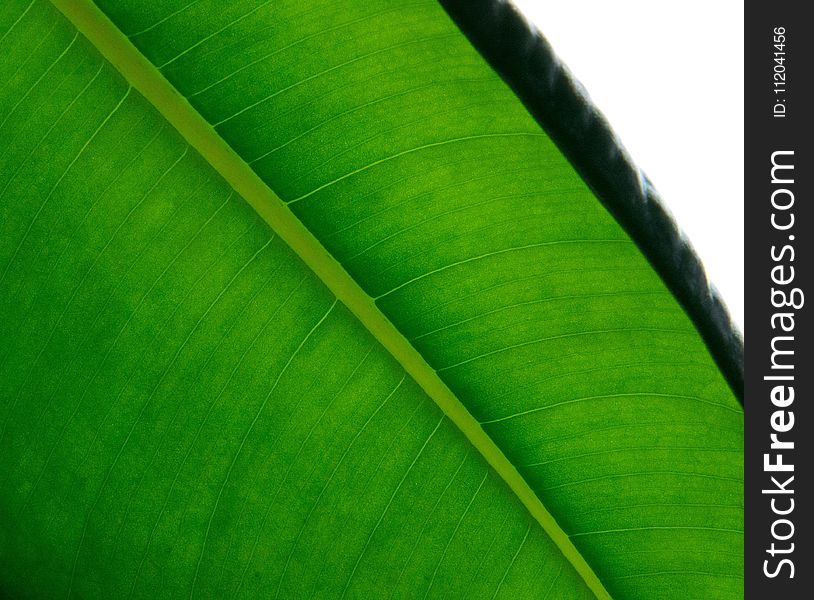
[0,1,742,599]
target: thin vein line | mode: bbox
[522,444,742,469]
[481,391,740,426]
[396,263,650,336]
[491,524,530,600]
[0,19,62,131]
[568,526,743,538]
[288,132,544,205]
[1,78,132,295]
[610,570,743,581]
[0,61,106,283]
[543,565,564,600]
[67,190,232,598]
[438,327,691,373]
[0,115,173,452]
[541,470,742,493]
[211,32,458,127]
[324,159,533,240]
[569,502,743,520]
[157,0,275,69]
[71,227,255,581]
[190,299,337,599]
[374,239,628,300]
[244,372,404,599]
[41,196,210,586]
[188,2,429,99]
[94,225,265,568]
[128,0,206,37]
[387,448,471,600]
[126,250,283,599]
[484,358,717,409]
[422,470,488,599]
[13,141,186,514]
[0,0,37,45]
[461,510,512,598]
[338,416,445,600]
[249,80,440,164]
[282,94,509,195]
[412,290,668,342]
[206,296,366,596]
[344,189,540,263]
[0,107,161,376]
[0,43,91,199]
[270,345,400,600]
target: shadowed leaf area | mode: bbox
[0,1,742,598]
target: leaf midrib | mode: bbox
[48,1,612,597]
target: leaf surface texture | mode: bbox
[0,1,742,598]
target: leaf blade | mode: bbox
[0,2,599,597]
[45,1,614,596]
[81,0,742,595]
[0,0,743,597]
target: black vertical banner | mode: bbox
[745,2,812,598]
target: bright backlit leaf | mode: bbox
[0,1,742,598]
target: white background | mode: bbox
[511,0,744,333]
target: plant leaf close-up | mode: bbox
[0,1,743,598]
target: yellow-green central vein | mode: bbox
[48,1,613,598]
